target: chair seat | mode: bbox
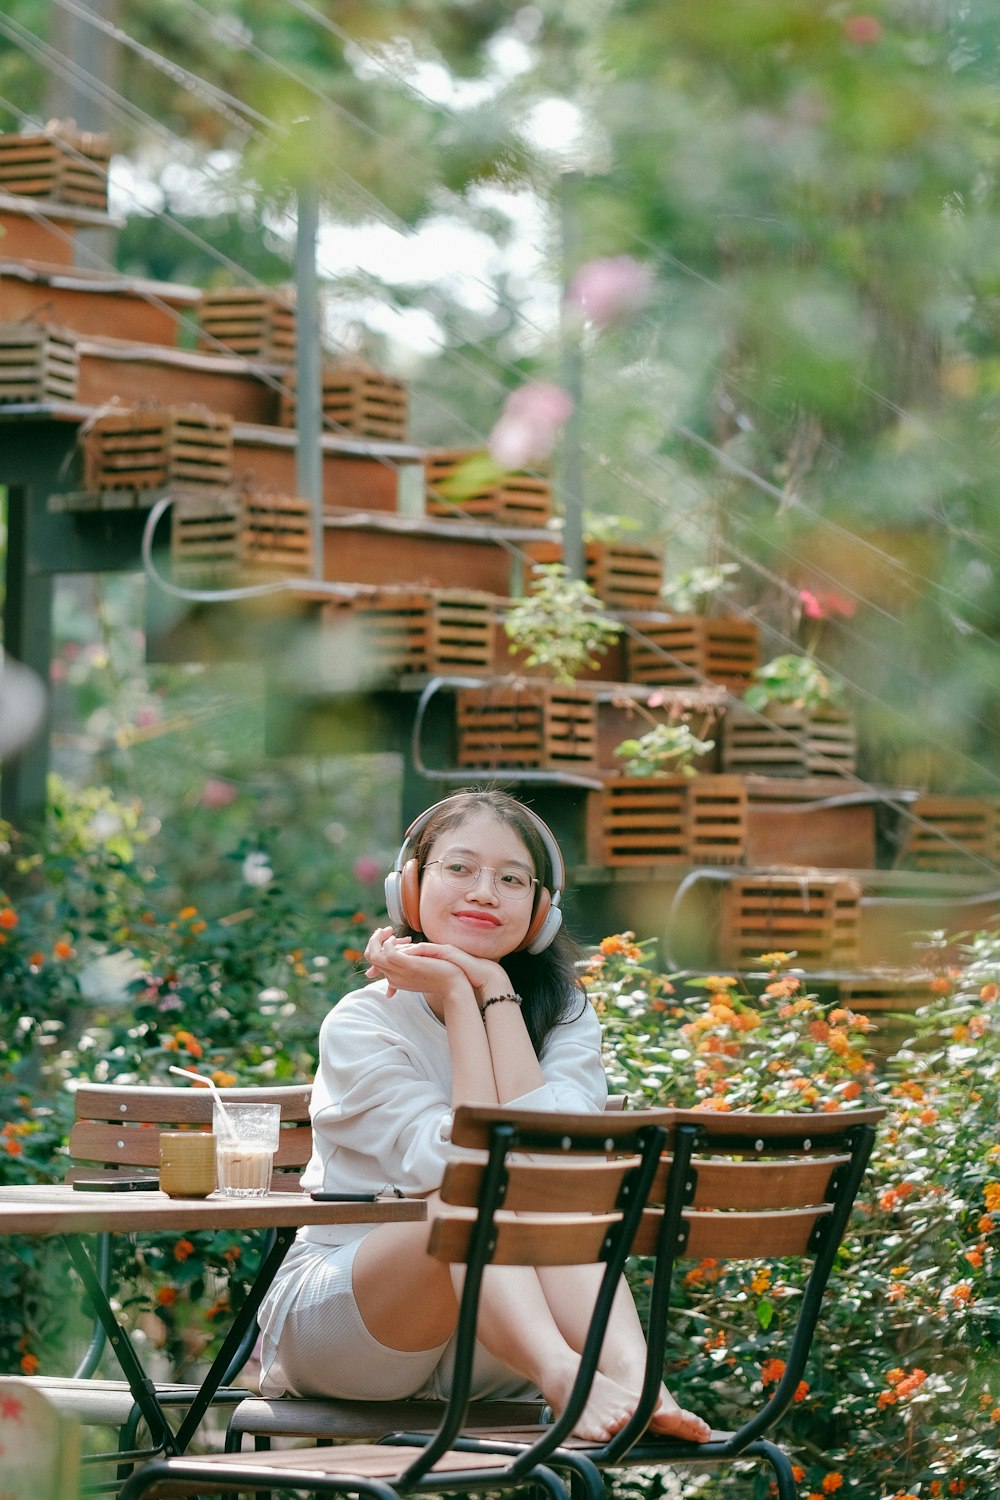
[18,1376,247,1425]
[227,1394,546,1442]
[127,1441,543,1498]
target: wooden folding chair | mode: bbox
[439,1104,884,1500]
[115,1105,672,1500]
[19,1081,312,1478]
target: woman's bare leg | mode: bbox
[537,1264,711,1442]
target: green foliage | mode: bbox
[743,652,847,713]
[660,563,741,616]
[612,722,715,778]
[503,564,622,685]
[585,936,1000,1499]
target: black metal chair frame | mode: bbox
[116,1107,672,1500]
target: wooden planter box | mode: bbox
[280,364,408,441]
[524,540,664,610]
[170,487,242,581]
[340,588,497,677]
[588,773,747,867]
[721,704,857,778]
[625,613,759,690]
[197,288,296,361]
[744,777,877,869]
[169,488,316,581]
[902,795,1000,872]
[424,450,553,527]
[241,492,315,578]
[455,680,597,771]
[719,874,862,969]
[82,406,234,492]
[0,321,78,403]
[0,125,110,210]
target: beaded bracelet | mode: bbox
[480,992,523,1018]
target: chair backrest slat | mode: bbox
[430,1211,623,1266]
[442,1155,638,1213]
[67,1083,314,1182]
[650,1153,848,1212]
[633,1203,832,1259]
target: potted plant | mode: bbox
[725,652,856,778]
[612,720,716,778]
[625,563,760,692]
[502,563,622,685]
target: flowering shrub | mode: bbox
[0,780,381,1379]
[585,936,1000,1498]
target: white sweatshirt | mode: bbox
[297,977,608,1243]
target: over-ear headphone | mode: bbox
[384,798,564,955]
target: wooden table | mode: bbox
[0,1183,425,1459]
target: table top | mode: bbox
[0,1183,426,1236]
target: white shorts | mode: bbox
[258,1236,536,1403]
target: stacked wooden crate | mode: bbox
[719,873,862,969]
[625,612,759,690]
[424,450,552,527]
[280,363,408,441]
[82,406,234,492]
[197,288,296,361]
[0,322,78,403]
[455,680,597,772]
[0,124,110,210]
[336,589,497,677]
[902,794,1000,872]
[169,487,315,583]
[721,703,858,778]
[588,774,747,867]
[524,539,664,610]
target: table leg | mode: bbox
[64,1234,179,1458]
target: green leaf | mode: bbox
[757,1298,774,1330]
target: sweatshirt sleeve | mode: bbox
[306,989,455,1195]
[506,996,608,1113]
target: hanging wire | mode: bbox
[3,5,999,870]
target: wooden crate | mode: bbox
[424,450,552,527]
[719,874,861,969]
[625,613,760,690]
[721,703,857,778]
[903,795,1000,872]
[455,680,597,771]
[744,777,877,869]
[170,488,242,581]
[347,589,496,676]
[280,364,408,441]
[82,406,234,492]
[835,972,935,1016]
[0,125,110,209]
[0,321,78,403]
[524,540,664,610]
[590,773,746,867]
[197,288,296,361]
[241,492,315,578]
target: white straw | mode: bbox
[168,1064,239,1142]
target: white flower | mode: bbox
[242,851,273,887]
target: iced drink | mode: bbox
[213,1102,280,1198]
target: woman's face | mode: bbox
[417,809,537,959]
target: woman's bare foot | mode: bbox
[648,1393,712,1442]
[543,1364,638,1442]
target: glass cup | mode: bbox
[159,1131,217,1199]
[213,1103,281,1198]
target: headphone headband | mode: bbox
[384,795,565,954]
[390,799,565,895]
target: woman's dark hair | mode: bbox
[398,788,585,1056]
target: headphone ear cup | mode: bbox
[397,858,422,931]
[517,888,562,954]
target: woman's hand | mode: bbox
[364,928,476,1018]
[400,941,511,1009]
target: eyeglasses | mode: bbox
[425,856,538,901]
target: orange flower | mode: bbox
[978,1215,994,1234]
[210,1070,237,1089]
[964,1247,984,1269]
[173,1238,195,1262]
[983,1182,1000,1213]
[178,905,198,920]
[156,1285,178,1306]
[751,1267,771,1295]
[792,1466,806,1483]
[19,1352,38,1375]
[53,939,74,959]
[760,1358,785,1386]
[164,1030,203,1059]
[343,948,363,962]
[981,983,1000,1003]
[793,1380,809,1402]
[822,1475,843,1494]
[28,950,44,968]
[950,1282,973,1305]
[0,906,18,928]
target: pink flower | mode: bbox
[799,588,856,621]
[566,255,653,329]
[200,779,238,809]
[488,382,574,470]
[352,855,381,885]
[799,589,824,620]
[843,14,882,45]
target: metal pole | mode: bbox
[295,181,324,577]
[559,171,585,583]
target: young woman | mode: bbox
[257,788,709,1444]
